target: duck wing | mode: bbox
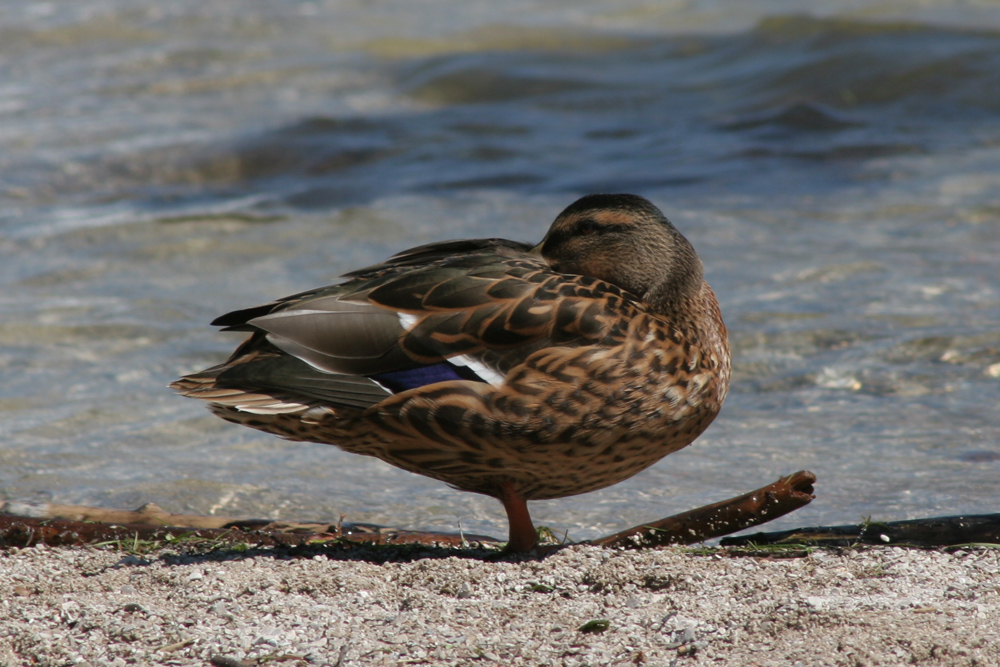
[177,237,630,414]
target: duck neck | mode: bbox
[643,255,705,317]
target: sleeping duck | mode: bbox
[171,194,730,552]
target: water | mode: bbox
[2,1,999,542]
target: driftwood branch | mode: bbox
[0,500,275,531]
[721,513,1000,548]
[0,472,820,552]
[0,500,498,549]
[7,475,992,553]
[588,470,817,549]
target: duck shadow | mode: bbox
[107,539,564,570]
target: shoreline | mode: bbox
[2,542,998,666]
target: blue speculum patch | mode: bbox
[371,362,485,392]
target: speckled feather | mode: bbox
[172,194,730,548]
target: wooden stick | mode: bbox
[720,513,1000,548]
[1,499,327,533]
[7,475,994,553]
[0,502,499,550]
[1,500,269,530]
[0,472,817,552]
[0,514,503,550]
[588,470,817,549]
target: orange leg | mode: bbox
[499,481,537,553]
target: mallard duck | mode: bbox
[171,194,730,552]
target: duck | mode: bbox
[171,194,730,552]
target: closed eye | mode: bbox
[575,217,601,235]
[574,218,629,236]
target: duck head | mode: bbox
[539,194,705,312]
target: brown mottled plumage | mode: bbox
[171,194,730,552]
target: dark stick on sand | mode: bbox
[721,512,1000,548]
[1,472,817,552]
[588,470,817,549]
[0,509,495,550]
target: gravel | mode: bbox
[1,543,998,666]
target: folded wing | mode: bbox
[173,238,633,414]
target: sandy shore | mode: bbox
[1,542,997,666]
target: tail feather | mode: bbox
[171,336,391,414]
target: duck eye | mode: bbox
[575,217,601,235]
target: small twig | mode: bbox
[159,639,195,653]
[333,642,349,667]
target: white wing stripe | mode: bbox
[450,354,505,387]
[397,313,504,386]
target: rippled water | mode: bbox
[2,1,999,541]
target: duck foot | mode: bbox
[588,470,817,549]
[499,481,540,553]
